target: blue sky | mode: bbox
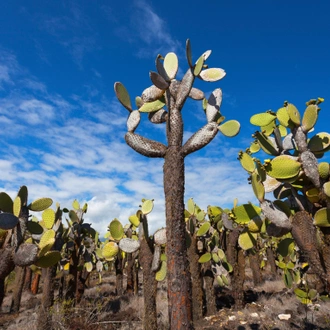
[0,0,330,235]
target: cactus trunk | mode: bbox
[115,253,124,296]
[31,272,40,295]
[203,261,217,316]
[164,144,193,329]
[249,252,263,286]
[23,266,32,292]
[10,266,26,313]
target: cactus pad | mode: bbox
[155,260,167,281]
[139,99,165,113]
[84,262,93,272]
[154,228,166,245]
[318,162,329,179]
[302,104,319,132]
[199,68,226,82]
[13,243,39,266]
[198,252,211,263]
[323,182,330,198]
[28,197,53,211]
[0,192,13,213]
[218,120,240,137]
[265,155,301,179]
[163,52,178,80]
[287,103,301,125]
[149,71,169,90]
[17,186,28,206]
[119,238,140,253]
[193,55,204,76]
[109,219,124,241]
[238,152,255,173]
[141,199,154,215]
[0,212,19,230]
[114,82,132,112]
[233,203,261,225]
[128,214,140,227]
[238,231,257,250]
[251,172,265,202]
[206,88,222,123]
[102,242,119,260]
[308,132,330,152]
[250,113,276,127]
[39,229,55,257]
[13,196,21,217]
[255,131,279,155]
[42,209,56,229]
[35,251,61,268]
[196,222,211,236]
[27,221,44,234]
[127,110,141,132]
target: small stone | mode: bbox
[228,315,236,321]
[240,321,247,325]
[278,313,291,320]
[251,313,259,318]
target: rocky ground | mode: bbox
[1,271,330,329]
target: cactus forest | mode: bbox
[1,40,330,330]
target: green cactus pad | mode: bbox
[109,219,124,241]
[249,141,261,153]
[187,198,195,215]
[233,203,261,225]
[308,132,330,152]
[0,192,13,213]
[313,207,330,227]
[114,82,132,112]
[0,212,19,230]
[27,221,44,235]
[35,251,61,268]
[323,182,330,197]
[69,210,79,223]
[84,261,93,272]
[13,196,21,217]
[261,120,276,136]
[238,151,256,173]
[247,216,263,233]
[198,252,211,263]
[250,113,276,127]
[119,238,140,253]
[149,71,170,90]
[17,186,28,206]
[155,261,167,281]
[135,96,143,109]
[102,242,119,260]
[216,275,224,287]
[163,52,178,80]
[128,214,140,227]
[139,99,165,113]
[277,238,295,257]
[276,107,291,127]
[196,222,211,236]
[287,103,301,125]
[251,172,265,202]
[255,131,279,155]
[42,209,55,229]
[39,229,55,257]
[0,228,7,238]
[318,162,330,179]
[199,68,226,82]
[72,199,80,210]
[194,55,204,76]
[154,228,166,245]
[218,120,240,137]
[141,199,154,215]
[306,187,319,203]
[28,197,53,212]
[302,104,318,132]
[212,252,220,263]
[265,155,301,179]
[238,231,257,250]
[278,125,288,137]
[217,249,226,260]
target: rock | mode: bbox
[278,313,291,320]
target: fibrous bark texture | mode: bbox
[203,261,216,316]
[10,266,26,313]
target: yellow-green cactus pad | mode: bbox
[308,133,330,152]
[84,261,93,272]
[261,120,276,136]
[155,261,167,281]
[114,82,132,112]
[233,203,261,225]
[238,151,255,173]
[13,196,21,218]
[250,113,276,127]
[164,52,178,80]
[72,199,80,210]
[102,242,119,260]
[0,212,19,230]
[42,209,55,229]
[196,222,211,236]
[212,252,220,263]
[194,55,204,76]
[199,68,226,82]
[302,104,319,132]
[35,251,61,268]
[313,208,330,227]
[251,171,265,202]
[139,99,165,113]
[39,229,55,257]
[198,252,211,263]
[187,198,195,215]
[323,182,330,198]
[218,120,240,137]
[247,217,263,233]
[128,214,140,227]
[238,231,257,250]
[318,162,330,179]
[154,228,166,245]
[17,186,28,206]
[218,249,226,260]
[0,228,7,238]
[278,124,288,137]
[265,155,301,179]
[255,131,279,155]
[27,221,43,235]
[141,199,154,215]
[119,238,140,253]
[276,107,291,127]
[249,140,261,153]
[28,198,53,212]
[306,188,320,203]
[277,238,295,257]
[0,192,13,213]
[287,103,301,125]
[216,275,224,287]
[109,219,124,241]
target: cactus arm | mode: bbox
[175,69,194,110]
[182,122,218,157]
[125,132,167,158]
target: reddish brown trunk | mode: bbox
[187,235,204,320]
[164,145,193,329]
[139,238,158,330]
[31,272,40,295]
[23,267,32,292]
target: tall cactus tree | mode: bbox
[114,39,240,329]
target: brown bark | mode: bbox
[266,247,277,278]
[134,263,139,295]
[203,261,216,316]
[319,227,330,290]
[76,269,90,304]
[31,272,40,295]
[164,144,193,329]
[10,266,26,313]
[115,253,124,296]
[126,229,134,295]
[187,235,204,320]
[139,237,158,330]
[0,278,4,308]
[23,266,32,292]
[249,252,263,286]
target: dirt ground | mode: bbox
[1,270,330,330]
